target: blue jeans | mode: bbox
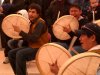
[70,46,85,56]
[7,39,23,49]
[54,42,85,56]
[55,42,69,49]
[8,47,38,75]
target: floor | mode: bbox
[0,48,40,75]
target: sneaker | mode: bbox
[3,57,9,64]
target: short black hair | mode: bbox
[70,4,82,10]
[28,3,41,15]
[81,23,100,44]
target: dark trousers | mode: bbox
[8,47,38,75]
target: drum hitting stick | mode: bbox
[92,10,95,22]
[57,11,60,19]
[68,36,79,54]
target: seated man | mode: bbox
[7,9,29,49]
[8,3,49,75]
[56,4,89,55]
[86,0,100,22]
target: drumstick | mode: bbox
[57,11,60,20]
[92,10,95,22]
[68,36,79,54]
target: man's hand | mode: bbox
[49,61,59,75]
[0,6,3,13]
[63,25,71,33]
[12,25,21,33]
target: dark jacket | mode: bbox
[86,6,100,22]
[2,0,44,16]
[2,0,25,15]
[45,0,71,28]
[19,17,49,48]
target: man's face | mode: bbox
[90,0,99,8]
[28,9,39,21]
[79,34,95,50]
[69,7,82,20]
[0,6,3,13]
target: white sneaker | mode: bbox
[3,57,9,64]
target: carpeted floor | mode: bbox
[0,49,40,75]
[0,49,14,75]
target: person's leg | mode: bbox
[3,45,11,64]
[70,46,85,56]
[7,39,19,49]
[1,33,11,64]
[8,47,26,74]
[18,40,23,48]
[15,47,38,75]
[55,42,69,49]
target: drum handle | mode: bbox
[68,36,79,54]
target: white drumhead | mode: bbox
[2,14,30,39]
[58,52,100,75]
[36,43,72,75]
[53,15,79,40]
[93,19,100,26]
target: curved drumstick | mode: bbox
[57,11,60,20]
[92,10,95,22]
[68,36,79,54]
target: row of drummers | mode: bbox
[36,19,100,75]
[36,3,100,74]
[1,3,100,75]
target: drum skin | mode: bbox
[2,14,30,39]
[93,20,100,26]
[53,15,79,40]
[36,43,72,75]
[58,52,100,75]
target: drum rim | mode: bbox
[2,14,29,38]
[58,52,100,75]
[52,15,79,40]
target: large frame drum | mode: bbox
[36,43,72,75]
[2,14,30,39]
[53,15,79,40]
[58,52,100,75]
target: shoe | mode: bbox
[3,57,9,64]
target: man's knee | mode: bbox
[16,51,25,61]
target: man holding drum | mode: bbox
[79,23,100,51]
[56,4,89,55]
[50,22,100,75]
[8,3,49,75]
